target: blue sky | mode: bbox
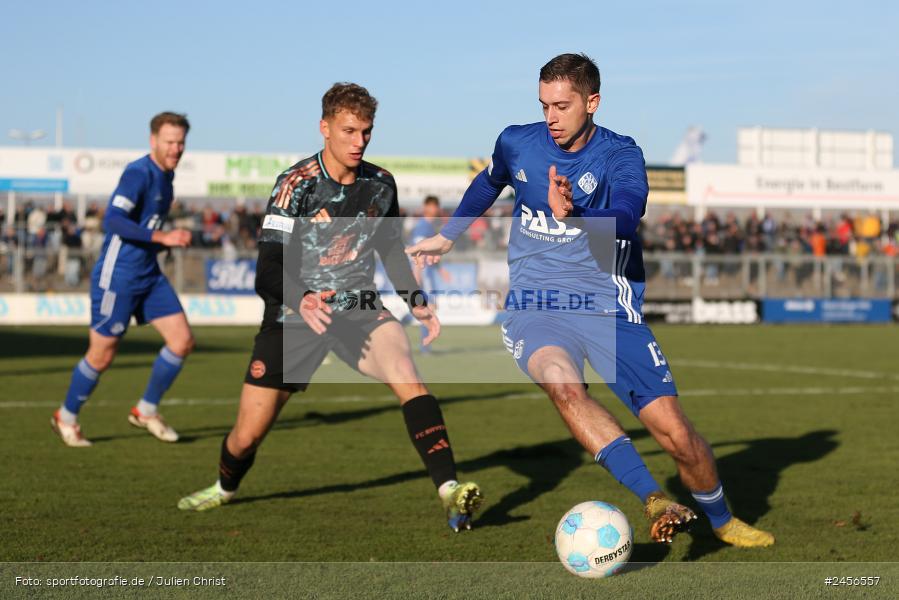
[1,1,896,164]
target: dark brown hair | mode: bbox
[150,112,190,134]
[539,53,600,98]
[321,83,378,121]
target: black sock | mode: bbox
[218,434,256,492]
[402,394,458,488]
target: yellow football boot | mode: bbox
[714,517,775,547]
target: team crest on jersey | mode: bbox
[250,360,266,379]
[578,172,598,194]
[513,339,525,360]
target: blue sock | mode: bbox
[140,347,185,408]
[62,358,101,420]
[691,484,732,528]
[595,435,661,503]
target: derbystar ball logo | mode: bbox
[593,539,631,565]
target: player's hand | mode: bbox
[299,290,335,335]
[548,165,573,220]
[412,305,440,345]
[405,233,454,267]
[152,229,192,248]
[275,163,319,209]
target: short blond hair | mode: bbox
[321,83,377,121]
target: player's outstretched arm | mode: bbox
[152,229,192,247]
[422,164,508,260]
[405,233,454,267]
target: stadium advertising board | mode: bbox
[205,259,257,295]
[0,177,69,192]
[762,298,893,323]
[0,147,476,207]
[642,299,759,324]
[687,163,899,210]
[0,294,264,325]
[646,166,687,205]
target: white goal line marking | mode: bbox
[674,359,899,381]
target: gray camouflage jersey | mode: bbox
[258,152,407,323]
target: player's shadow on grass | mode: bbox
[232,433,657,535]
[6,360,158,378]
[231,437,594,511]
[655,429,839,561]
[171,389,532,443]
[457,439,586,528]
[0,330,235,361]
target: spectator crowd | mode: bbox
[1,200,897,290]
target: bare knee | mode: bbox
[389,357,419,384]
[547,382,587,409]
[663,423,707,466]
[85,346,116,372]
[167,334,195,358]
[229,428,264,457]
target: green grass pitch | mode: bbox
[1,324,897,598]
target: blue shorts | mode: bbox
[90,273,184,337]
[501,311,677,416]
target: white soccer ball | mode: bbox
[554,501,633,578]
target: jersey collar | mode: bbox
[540,122,603,160]
[316,151,362,183]
[146,154,175,181]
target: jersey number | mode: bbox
[647,341,667,367]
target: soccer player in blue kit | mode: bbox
[409,196,445,353]
[407,54,774,547]
[51,113,195,447]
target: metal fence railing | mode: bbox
[0,246,896,300]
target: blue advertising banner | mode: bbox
[762,298,893,323]
[205,259,256,295]
[0,178,69,193]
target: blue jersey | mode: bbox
[410,217,437,244]
[410,217,439,284]
[448,122,649,323]
[92,155,174,292]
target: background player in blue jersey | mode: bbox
[409,196,447,353]
[51,112,195,447]
[407,54,774,548]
